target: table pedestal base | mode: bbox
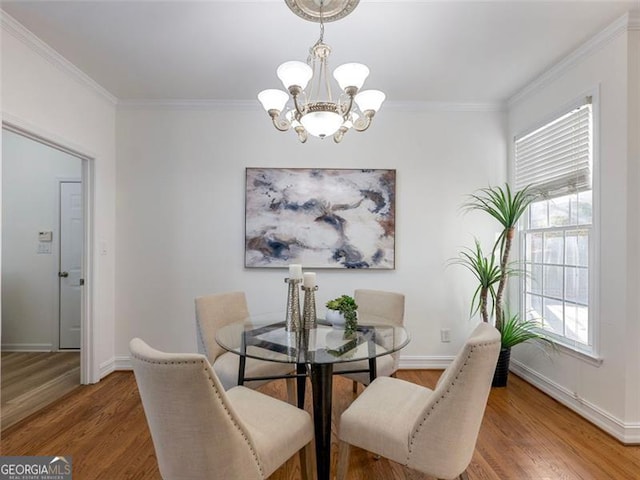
[311,363,333,480]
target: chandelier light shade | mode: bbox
[277,61,313,90]
[258,0,385,143]
[258,89,290,113]
[301,110,344,138]
[355,90,386,112]
[333,62,369,90]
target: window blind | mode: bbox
[515,99,592,197]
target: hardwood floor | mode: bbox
[1,351,80,431]
[1,370,638,479]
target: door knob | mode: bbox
[59,271,69,278]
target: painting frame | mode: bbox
[245,167,396,269]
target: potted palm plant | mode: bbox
[456,183,553,386]
[451,239,502,324]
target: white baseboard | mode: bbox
[511,359,640,444]
[98,355,132,379]
[98,358,115,378]
[101,354,449,376]
[114,355,132,370]
[1,343,53,352]
[398,355,455,370]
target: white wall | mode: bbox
[508,14,639,443]
[2,129,81,350]
[1,14,117,382]
[115,105,506,363]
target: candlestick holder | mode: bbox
[301,285,319,330]
[284,278,302,332]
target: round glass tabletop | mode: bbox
[216,318,409,365]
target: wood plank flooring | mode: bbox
[1,370,638,479]
[1,352,80,431]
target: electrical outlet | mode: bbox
[440,328,451,343]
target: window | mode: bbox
[515,98,594,353]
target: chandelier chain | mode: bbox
[309,1,325,54]
[320,0,328,101]
[319,0,325,43]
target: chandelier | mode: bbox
[258,0,385,143]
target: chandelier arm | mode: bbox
[333,126,348,143]
[342,93,355,119]
[292,93,305,116]
[352,110,375,132]
[268,109,291,132]
[295,126,308,143]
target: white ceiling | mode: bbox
[2,0,638,103]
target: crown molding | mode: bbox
[117,98,505,113]
[508,11,637,108]
[384,100,505,112]
[117,99,259,111]
[1,10,118,105]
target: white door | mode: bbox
[59,181,83,349]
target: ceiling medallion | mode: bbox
[285,0,360,23]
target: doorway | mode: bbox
[1,127,87,430]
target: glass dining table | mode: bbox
[216,318,410,480]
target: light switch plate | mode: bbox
[37,243,52,254]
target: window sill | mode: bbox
[553,341,603,366]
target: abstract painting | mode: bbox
[245,168,395,269]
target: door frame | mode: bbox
[2,118,96,384]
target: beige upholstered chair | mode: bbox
[336,322,500,480]
[333,289,405,391]
[195,291,296,398]
[130,338,314,480]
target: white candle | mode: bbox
[303,272,316,288]
[289,264,303,280]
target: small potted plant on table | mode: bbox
[326,295,358,338]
